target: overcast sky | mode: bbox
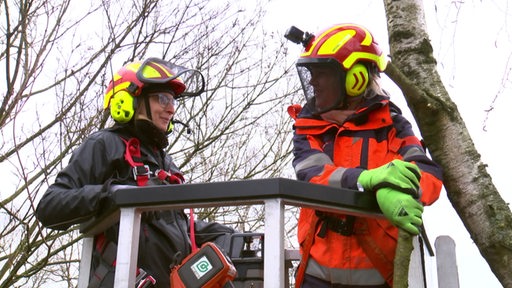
[263,0,512,287]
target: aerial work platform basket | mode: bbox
[77,178,459,288]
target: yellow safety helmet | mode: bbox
[103,57,205,126]
[298,23,387,73]
[287,24,388,113]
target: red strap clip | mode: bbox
[156,170,184,184]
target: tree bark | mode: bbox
[383,0,512,286]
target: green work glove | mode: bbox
[376,187,424,235]
[357,159,421,195]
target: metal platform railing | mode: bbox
[77,178,383,288]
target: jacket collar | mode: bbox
[293,94,391,125]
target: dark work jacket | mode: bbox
[36,124,235,288]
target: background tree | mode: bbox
[383,0,512,286]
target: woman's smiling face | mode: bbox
[137,92,176,132]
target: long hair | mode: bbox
[363,67,386,99]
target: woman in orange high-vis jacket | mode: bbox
[285,23,443,288]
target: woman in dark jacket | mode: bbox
[36,58,235,287]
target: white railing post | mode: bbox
[408,236,426,288]
[77,237,94,288]
[264,198,285,288]
[113,207,141,288]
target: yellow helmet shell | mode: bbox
[298,23,387,72]
[103,58,187,123]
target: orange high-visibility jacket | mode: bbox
[288,96,443,286]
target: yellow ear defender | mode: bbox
[109,91,136,123]
[345,63,369,97]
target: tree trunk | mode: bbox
[382,0,512,286]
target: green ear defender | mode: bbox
[110,91,136,123]
[345,63,369,97]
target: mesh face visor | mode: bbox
[136,57,206,99]
[295,58,344,114]
[296,65,315,105]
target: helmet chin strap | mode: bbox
[143,96,153,121]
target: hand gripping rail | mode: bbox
[77,178,382,288]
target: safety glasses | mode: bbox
[149,93,177,107]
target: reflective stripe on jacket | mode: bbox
[289,95,443,286]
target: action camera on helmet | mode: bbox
[284,26,314,47]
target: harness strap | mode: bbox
[122,137,185,185]
[122,137,150,186]
[189,209,198,253]
[315,211,355,237]
[156,169,184,184]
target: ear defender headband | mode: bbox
[345,63,369,97]
[109,90,137,123]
